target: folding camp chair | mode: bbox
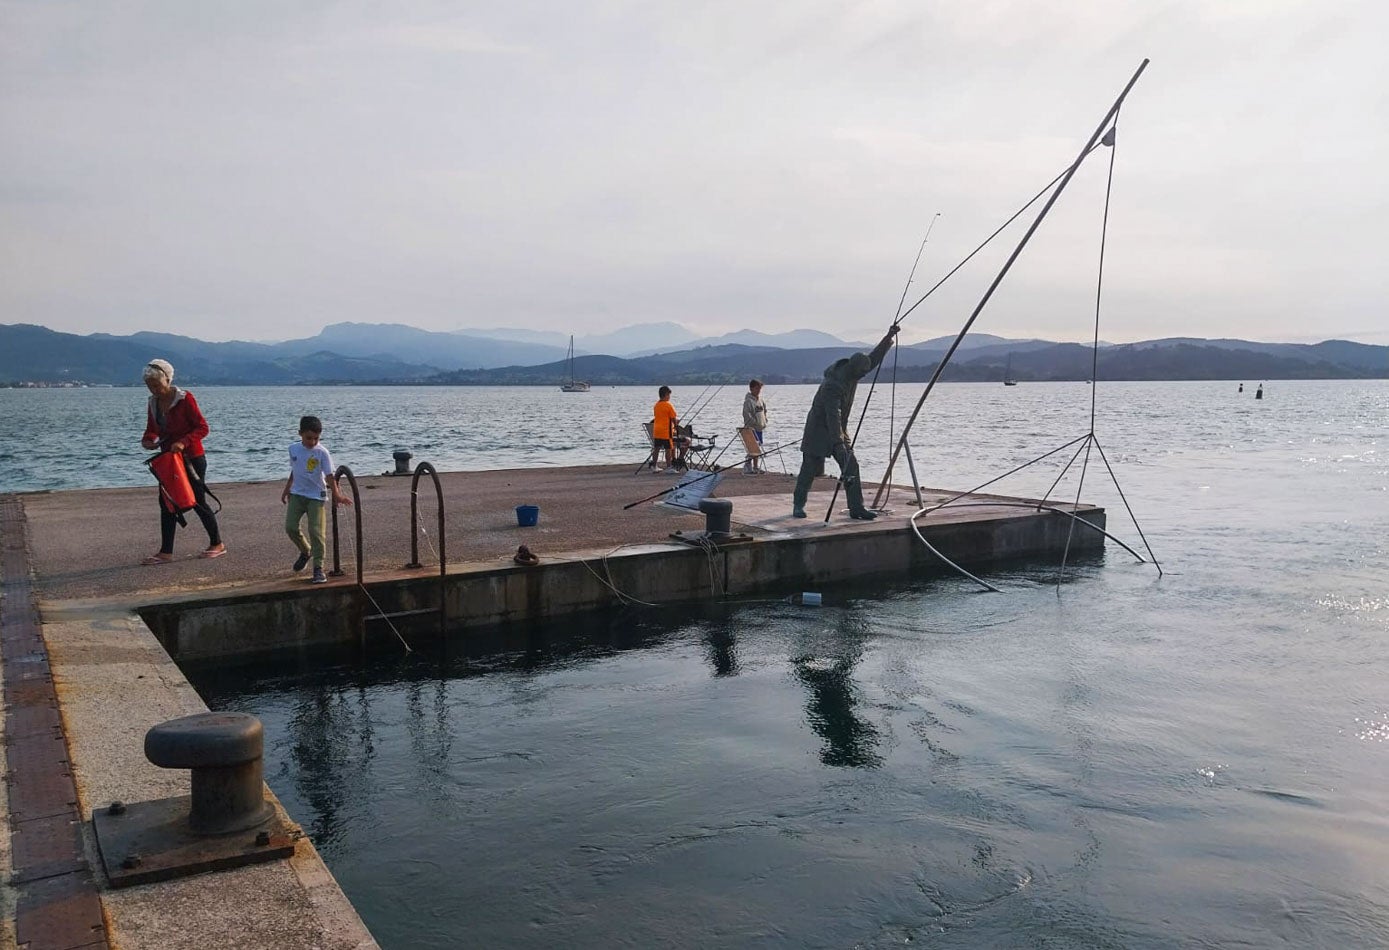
[637,421,669,473]
[736,427,785,473]
[636,421,717,474]
[679,424,718,471]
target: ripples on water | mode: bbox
[9,380,1389,947]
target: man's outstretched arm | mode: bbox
[866,325,899,373]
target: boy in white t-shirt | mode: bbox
[281,415,351,584]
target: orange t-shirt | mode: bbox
[652,399,678,439]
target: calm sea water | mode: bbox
[0,379,1295,492]
[8,381,1389,947]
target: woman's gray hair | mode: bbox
[143,359,174,385]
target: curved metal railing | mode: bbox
[328,465,363,586]
[404,461,447,633]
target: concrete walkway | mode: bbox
[20,464,851,603]
[3,491,382,950]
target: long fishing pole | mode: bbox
[674,381,715,425]
[817,137,1110,520]
[892,141,1106,332]
[823,213,939,521]
[681,382,725,429]
[871,58,1149,509]
[623,438,804,510]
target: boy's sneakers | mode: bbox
[293,552,310,572]
[311,568,327,584]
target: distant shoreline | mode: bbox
[3,323,1384,388]
[5,376,1386,390]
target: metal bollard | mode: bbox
[698,498,733,537]
[144,712,273,835]
[392,449,414,475]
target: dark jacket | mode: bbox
[800,332,895,456]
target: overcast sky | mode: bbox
[2,1,1384,345]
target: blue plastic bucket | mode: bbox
[515,504,540,527]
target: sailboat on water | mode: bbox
[1003,352,1018,386]
[560,335,590,392]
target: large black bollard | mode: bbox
[144,712,273,835]
[699,498,733,537]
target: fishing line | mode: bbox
[915,499,1146,562]
[682,381,716,416]
[865,60,1165,594]
[823,213,939,521]
[1056,121,1120,587]
[682,382,724,428]
[887,214,939,507]
[340,519,414,653]
[1053,112,1162,586]
[1091,434,1162,574]
[828,137,1113,522]
[411,486,442,565]
[873,60,1150,508]
[891,142,1105,331]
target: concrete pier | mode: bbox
[1,463,1104,947]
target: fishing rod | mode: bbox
[681,382,725,429]
[681,381,717,420]
[623,438,804,510]
[871,58,1150,509]
[818,133,1114,521]
[823,213,939,522]
[891,136,1110,335]
[632,381,725,474]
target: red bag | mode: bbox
[147,450,197,516]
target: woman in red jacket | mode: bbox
[140,359,226,564]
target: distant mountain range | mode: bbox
[1,322,1384,386]
[457,324,862,357]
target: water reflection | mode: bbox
[704,627,738,677]
[405,677,453,780]
[792,614,882,768]
[287,682,378,847]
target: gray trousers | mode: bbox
[793,444,865,514]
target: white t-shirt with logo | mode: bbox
[288,442,336,500]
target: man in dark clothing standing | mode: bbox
[792,326,898,520]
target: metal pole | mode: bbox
[872,59,1149,509]
[903,441,923,510]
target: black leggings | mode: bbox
[159,454,222,553]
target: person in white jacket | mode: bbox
[741,379,768,474]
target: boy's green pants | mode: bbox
[285,494,326,566]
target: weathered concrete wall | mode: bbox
[140,507,1106,663]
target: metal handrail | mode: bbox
[403,461,447,634]
[328,465,363,586]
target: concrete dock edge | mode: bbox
[3,496,381,950]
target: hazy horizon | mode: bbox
[3,3,1385,346]
[6,318,1387,351]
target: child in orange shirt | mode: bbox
[651,386,680,472]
